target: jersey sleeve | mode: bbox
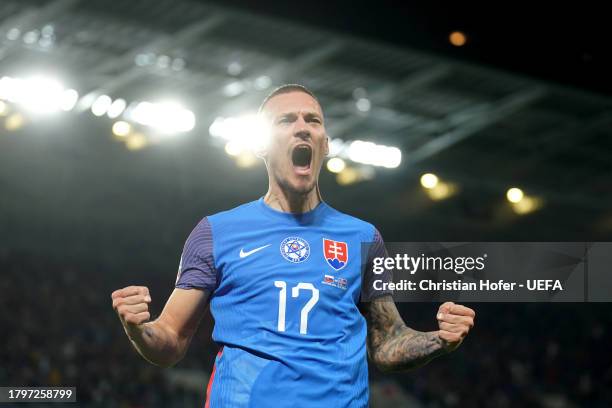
[175,217,218,292]
[361,227,393,301]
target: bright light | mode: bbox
[512,196,542,215]
[157,55,171,69]
[336,167,360,186]
[353,87,367,99]
[135,53,154,67]
[327,157,346,173]
[0,101,8,116]
[356,98,371,112]
[112,121,131,137]
[328,138,345,156]
[426,182,457,201]
[5,113,25,131]
[171,58,186,71]
[125,133,147,151]
[60,89,78,111]
[449,31,467,47]
[420,173,439,189]
[22,77,64,114]
[107,98,127,118]
[129,101,196,133]
[0,76,68,114]
[0,76,17,100]
[227,62,242,76]
[235,151,258,168]
[223,81,244,97]
[23,30,39,44]
[6,28,20,41]
[210,114,271,154]
[347,140,402,168]
[254,75,271,90]
[91,94,112,116]
[506,187,524,203]
[224,141,242,156]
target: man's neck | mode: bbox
[264,185,322,214]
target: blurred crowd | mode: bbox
[1,250,610,407]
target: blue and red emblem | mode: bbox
[323,238,348,271]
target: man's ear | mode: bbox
[324,134,330,156]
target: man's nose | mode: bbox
[293,117,311,140]
[294,129,311,141]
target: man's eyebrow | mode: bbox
[275,111,322,118]
[276,112,297,118]
[304,111,323,119]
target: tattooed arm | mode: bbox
[363,296,475,372]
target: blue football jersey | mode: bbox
[176,197,388,408]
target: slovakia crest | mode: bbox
[280,237,310,263]
[323,238,348,271]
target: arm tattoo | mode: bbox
[364,296,446,372]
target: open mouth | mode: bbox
[291,144,312,175]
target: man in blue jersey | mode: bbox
[111,84,475,407]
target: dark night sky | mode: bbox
[205,0,610,96]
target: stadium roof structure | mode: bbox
[0,0,611,248]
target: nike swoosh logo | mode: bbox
[239,244,271,258]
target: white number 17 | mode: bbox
[274,281,319,335]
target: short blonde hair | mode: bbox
[258,84,320,113]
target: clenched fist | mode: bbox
[436,301,475,352]
[111,286,152,332]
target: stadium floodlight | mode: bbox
[512,196,542,215]
[420,173,439,189]
[22,77,65,114]
[6,28,20,41]
[327,138,346,157]
[112,121,131,137]
[426,181,457,201]
[449,31,467,47]
[224,141,243,156]
[506,187,524,203]
[107,98,127,119]
[347,140,402,168]
[128,101,196,133]
[326,157,346,173]
[0,76,18,101]
[336,167,360,186]
[125,133,148,151]
[91,95,112,117]
[0,76,72,115]
[5,112,25,131]
[227,62,242,76]
[209,114,271,154]
[60,89,79,111]
[355,97,371,112]
[223,81,245,97]
[254,75,272,90]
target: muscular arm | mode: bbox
[363,296,446,372]
[118,287,210,368]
